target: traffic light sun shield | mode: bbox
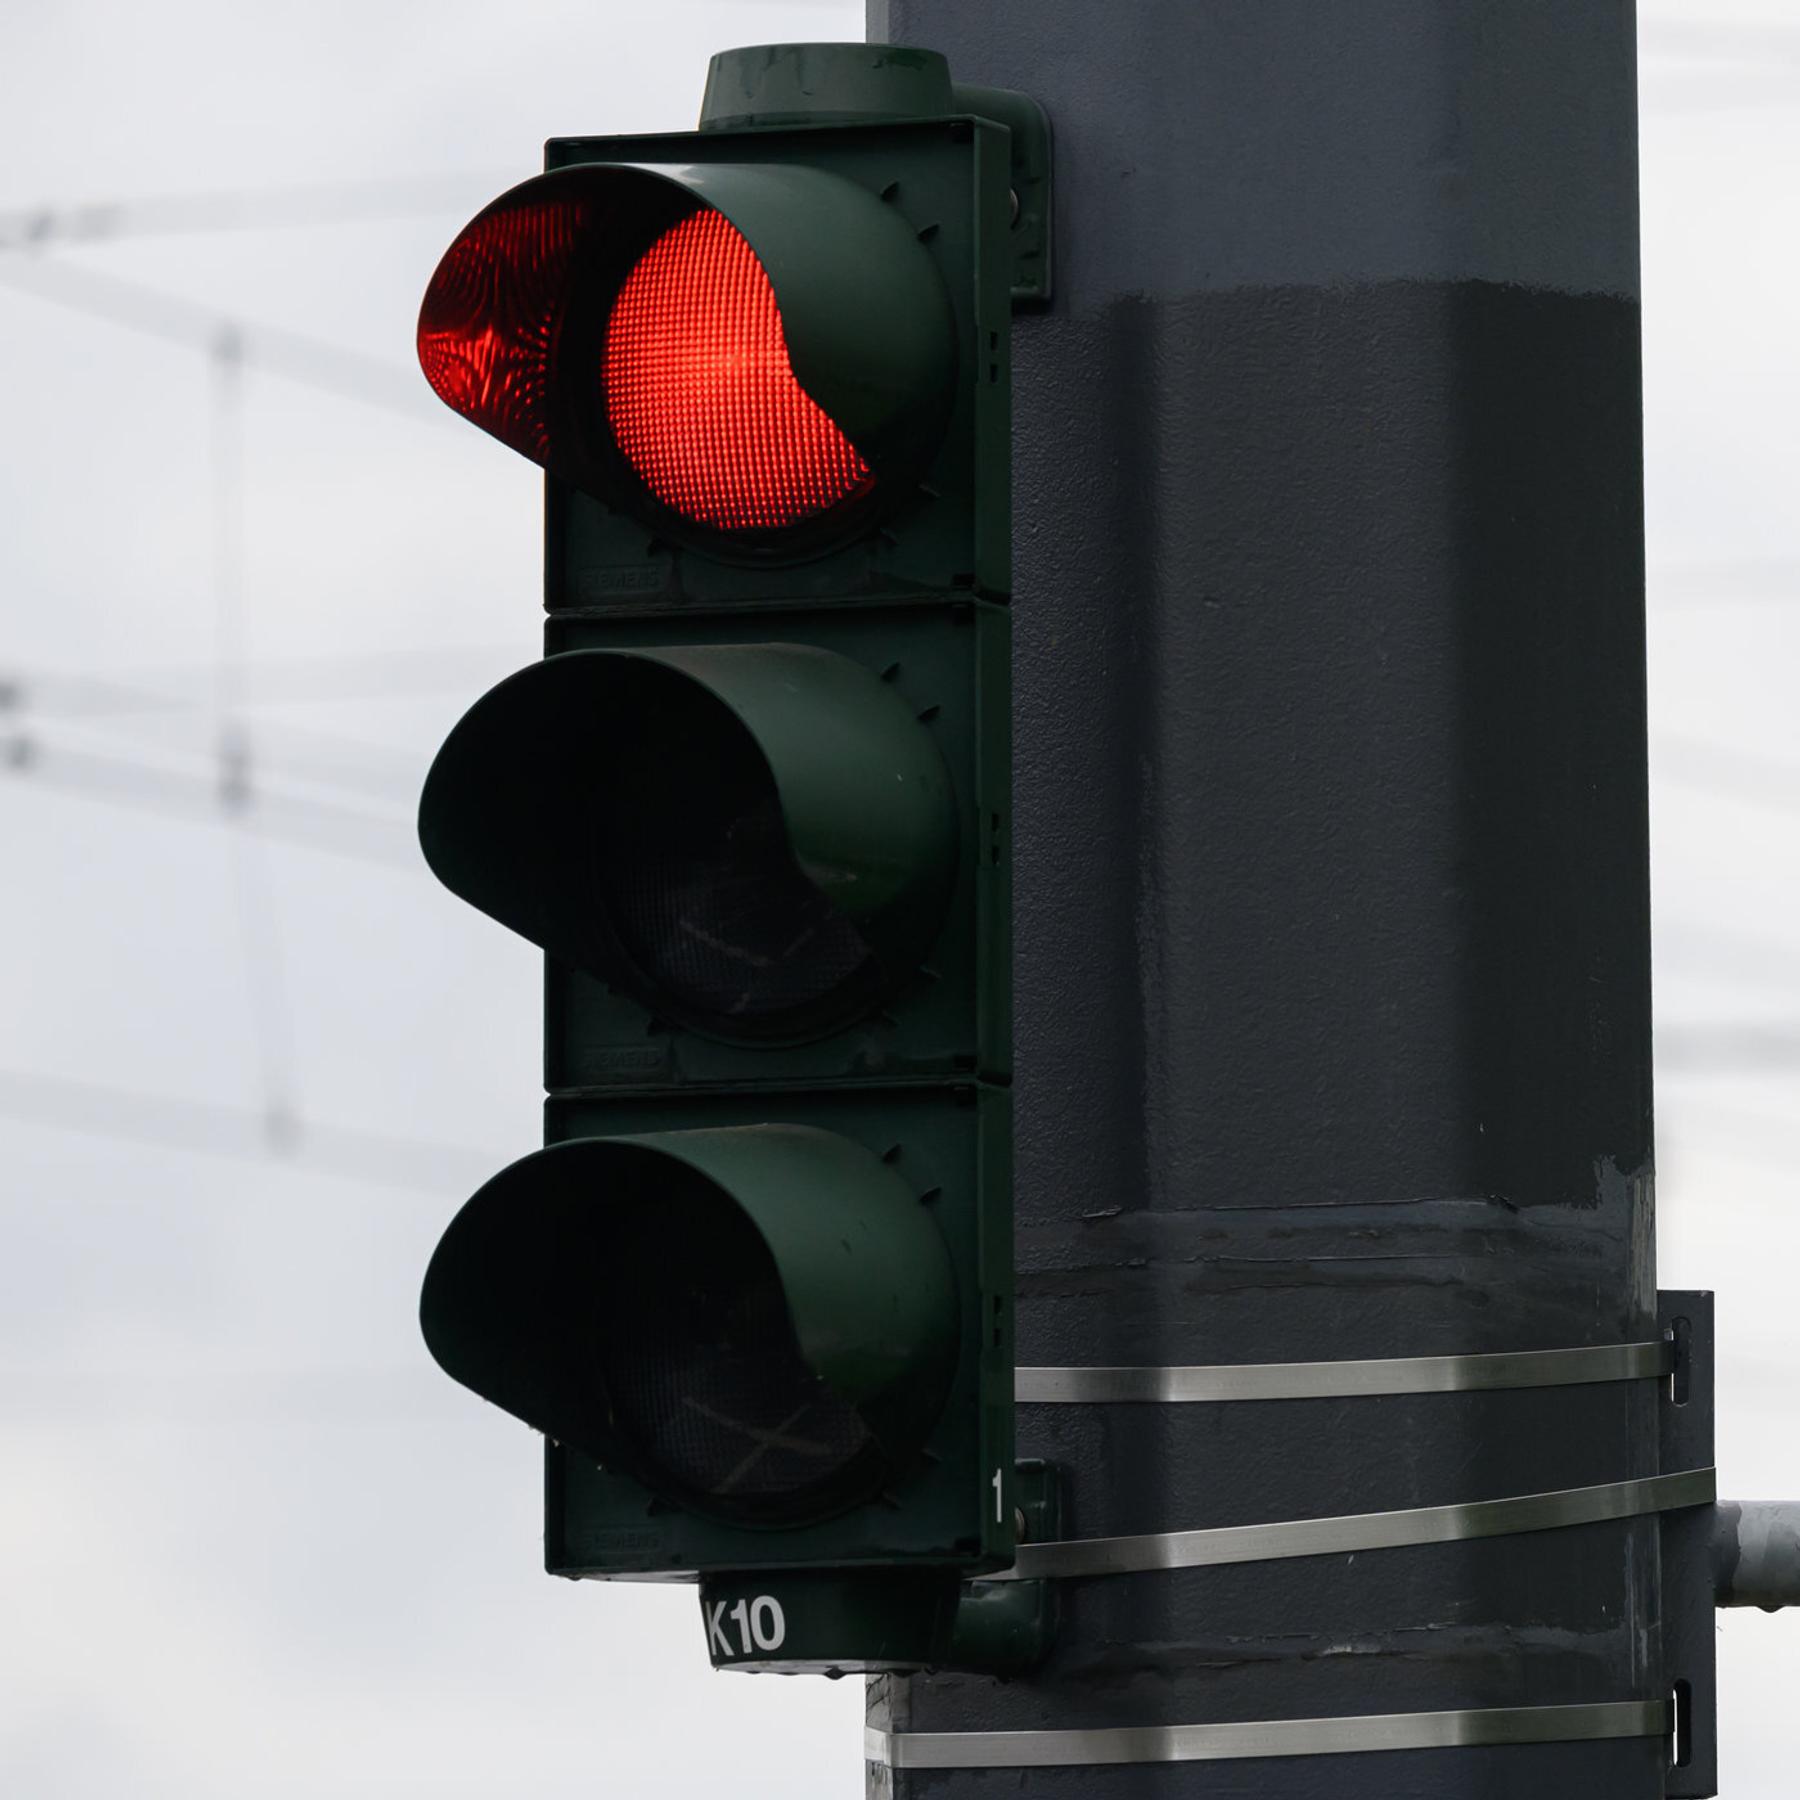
[417,161,955,557]
[417,645,957,1044]
[419,1125,959,1527]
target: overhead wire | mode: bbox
[0,1364,473,1428]
[0,1065,496,1197]
[1658,1024,1800,1075]
[0,1366,466,1428]
[1649,560,1800,607]
[10,644,525,715]
[1652,732,1800,815]
[3,679,428,809]
[0,255,437,422]
[1654,916,1800,992]
[1641,22,1800,66]
[2,729,417,868]
[85,709,421,808]
[0,172,506,253]
[4,655,508,807]
[1638,22,1800,115]
[0,175,494,1206]
[210,325,304,1148]
[1659,1097,1800,1179]
[0,193,496,857]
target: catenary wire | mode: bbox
[1642,21,1800,66]
[8,645,524,714]
[1652,732,1800,814]
[0,1065,497,1197]
[3,730,416,868]
[0,172,508,252]
[0,1365,474,1428]
[1658,1024,1800,1074]
[1650,560,1800,606]
[209,327,303,1145]
[3,700,422,814]
[0,256,438,421]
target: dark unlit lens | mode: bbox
[596,676,875,1029]
[597,1180,875,1521]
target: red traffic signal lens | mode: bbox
[420,164,956,557]
[602,209,874,532]
[417,193,586,464]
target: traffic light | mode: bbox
[413,42,1046,1672]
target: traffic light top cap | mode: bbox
[417,154,956,558]
[698,43,953,132]
[689,43,1053,306]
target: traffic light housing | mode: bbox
[413,43,1043,1671]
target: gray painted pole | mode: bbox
[1715,1503,1800,1611]
[867,3,1659,1796]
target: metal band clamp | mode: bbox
[1016,1339,1672,1404]
[866,1698,1667,1769]
[989,1467,1716,1581]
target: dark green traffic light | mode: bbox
[411,39,1039,1668]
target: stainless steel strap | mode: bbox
[988,1466,1716,1581]
[865,1698,1667,1769]
[1016,1339,1672,1404]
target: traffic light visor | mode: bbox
[417,162,956,555]
[419,1126,959,1526]
[417,645,957,1043]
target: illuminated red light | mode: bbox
[417,197,587,463]
[603,209,874,533]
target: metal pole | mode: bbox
[867,3,1658,1795]
[1715,1503,1800,1611]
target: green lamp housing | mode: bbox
[417,642,959,1047]
[420,1123,960,1528]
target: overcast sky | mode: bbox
[1,2,1797,1795]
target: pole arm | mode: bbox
[1714,1502,1800,1611]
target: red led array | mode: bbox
[417,196,586,463]
[602,209,874,532]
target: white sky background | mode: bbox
[0,1,1794,1795]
